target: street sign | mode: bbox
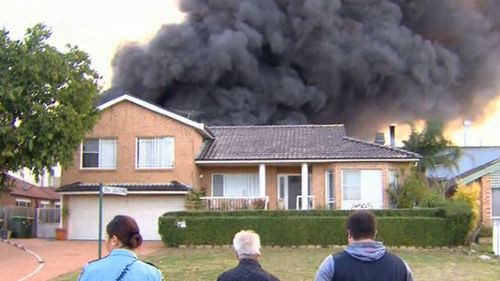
[98,184,128,258]
[102,185,128,196]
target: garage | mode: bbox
[58,183,189,240]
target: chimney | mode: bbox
[374,132,385,145]
[389,124,396,147]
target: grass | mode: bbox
[53,245,499,281]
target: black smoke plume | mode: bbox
[106,0,500,139]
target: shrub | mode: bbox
[453,182,480,231]
[158,207,470,247]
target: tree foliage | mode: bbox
[0,24,100,187]
[453,182,481,244]
[388,168,429,208]
[403,120,461,173]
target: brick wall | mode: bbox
[61,101,205,188]
[480,175,492,226]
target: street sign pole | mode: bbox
[98,183,103,259]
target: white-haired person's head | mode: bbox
[232,230,261,260]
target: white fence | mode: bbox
[201,196,269,211]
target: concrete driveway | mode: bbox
[0,238,165,281]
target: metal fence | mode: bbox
[0,206,60,238]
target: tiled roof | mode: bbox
[6,175,59,200]
[57,182,191,193]
[197,125,420,161]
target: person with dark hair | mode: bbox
[315,210,414,281]
[78,215,163,281]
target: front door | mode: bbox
[288,176,301,210]
[278,175,305,210]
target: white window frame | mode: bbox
[135,137,175,169]
[40,200,51,208]
[341,169,383,209]
[388,169,398,208]
[325,170,335,209]
[211,173,259,197]
[16,198,32,207]
[81,138,117,169]
[54,202,61,208]
[342,170,361,201]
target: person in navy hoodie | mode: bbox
[315,210,414,281]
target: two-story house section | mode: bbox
[59,93,421,240]
[58,94,213,240]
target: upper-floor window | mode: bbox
[82,139,117,169]
[136,137,174,169]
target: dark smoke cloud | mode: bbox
[107,0,500,139]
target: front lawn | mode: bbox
[54,245,499,281]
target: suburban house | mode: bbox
[0,174,60,208]
[58,94,420,240]
[429,147,500,226]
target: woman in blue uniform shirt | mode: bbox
[78,215,164,281]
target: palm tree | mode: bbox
[403,120,461,174]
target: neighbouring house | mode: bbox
[0,174,60,208]
[59,94,420,240]
[428,146,500,227]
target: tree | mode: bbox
[402,120,461,174]
[0,24,100,188]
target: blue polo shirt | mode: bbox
[78,248,163,281]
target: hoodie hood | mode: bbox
[345,241,386,262]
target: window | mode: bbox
[136,137,174,169]
[341,170,383,209]
[493,188,500,217]
[212,174,259,197]
[343,170,361,200]
[82,139,117,169]
[40,200,50,208]
[16,199,32,207]
[325,170,335,209]
[388,169,398,208]
[54,202,61,208]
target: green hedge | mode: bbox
[158,207,471,247]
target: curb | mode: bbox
[1,239,45,280]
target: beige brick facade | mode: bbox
[61,100,205,188]
[198,162,412,210]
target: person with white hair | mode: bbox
[217,230,280,281]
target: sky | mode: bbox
[2,0,499,147]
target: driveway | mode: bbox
[0,238,165,281]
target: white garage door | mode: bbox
[67,194,186,240]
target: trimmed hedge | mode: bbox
[158,207,471,247]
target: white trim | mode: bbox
[301,163,309,210]
[98,94,212,138]
[259,164,266,197]
[196,158,420,165]
[325,169,335,209]
[57,191,189,195]
[16,198,31,203]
